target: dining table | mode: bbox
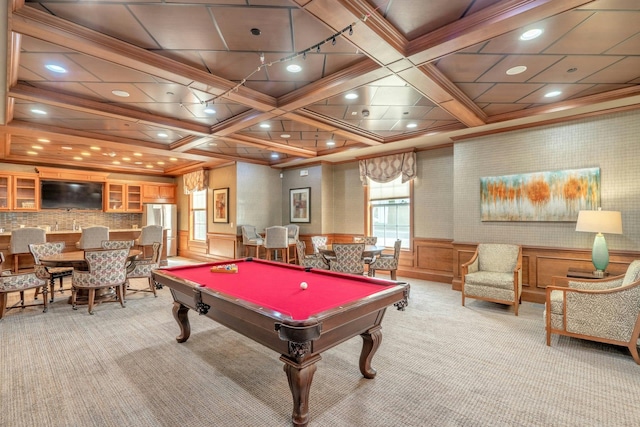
[317,244,385,261]
[39,249,141,304]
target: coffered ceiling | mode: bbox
[1,0,639,176]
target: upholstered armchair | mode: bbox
[354,236,378,245]
[330,243,365,275]
[295,241,329,270]
[71,248,128,314]
[461,243,523,316]
[546,260,640,364]
[369,239,401,280]
[76,226,109,250]
[29,242,73,302]
[264,226,289,263]
[241,225,264,258]
[0,252,48,319]
[126,242,163,298]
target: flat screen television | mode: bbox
[40,180,104,210]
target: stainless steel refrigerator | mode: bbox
[142,204,177,257]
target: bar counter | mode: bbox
[0,228,168,271]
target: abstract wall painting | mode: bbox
[480,167,600,221]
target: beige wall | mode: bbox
[236,162,282,232]
[330,162,365,235]
[208,165,237,234]
[453,109,640,251]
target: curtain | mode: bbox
[183,169,209,194]
[358,152,416,185]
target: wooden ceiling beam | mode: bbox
[219,135,317,158]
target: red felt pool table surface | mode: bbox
[162,258,398,320]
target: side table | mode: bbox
[566,268,609,279]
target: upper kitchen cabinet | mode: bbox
[0,175,10,211]
[105,182,143,212]
[142,183,176,204]
[12,174,39,211]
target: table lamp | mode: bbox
[575,209,622,276]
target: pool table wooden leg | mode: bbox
[172,301,191,343]
[359,325,382,379]
[281,354,321,427]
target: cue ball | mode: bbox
[300,282,308,290]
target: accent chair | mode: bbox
[546,260,640,364]
[295,241,329,270]
[461,243,523,316]
[126,242,163,298]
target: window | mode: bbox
[368,176,410,249]
[191,189,207,241]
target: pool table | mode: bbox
[152,258,409,427]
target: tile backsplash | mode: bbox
[0,211,142,232]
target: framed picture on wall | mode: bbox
[213,188,229,223]
[290,187,310,223]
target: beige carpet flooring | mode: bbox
[2,264,640,426]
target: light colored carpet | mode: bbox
[1,268,640,426]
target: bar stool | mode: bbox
[76,226,109,250]
[134,225,163,259]
[10,227,46,273]
[264,226,289,263]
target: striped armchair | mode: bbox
[546,260,640,364]
[461,243,522,316]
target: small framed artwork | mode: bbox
[290,187,311,223]
[213,188,229,223]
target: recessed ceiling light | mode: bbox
[157,132,168,138]
[326,141,335,146]
[280,134,291,138]
[61,146,73,150]
[203,106,216,114]
[133,152,142,157]
[286,64,302,73]
[134,161,143,165]
[45,64,67,73]
[170,157,178,161]
[27,151,38,155]
[259,123,271,129]
[122,157,131,161]
[406,123,418,128]
[506,65,527,75]
[520,29,543,41]
[111,90,130,97]
[157,161,165,165]
[112,161,120,165]
[146,164,154,169]
[81,152,91,156]
[90,146,101,151]
[544,90,562,98]
[37,138,50,143]
[30,109,47,115]
[73,156,83,161]
[31,145,43,150]
[271,153,279,158]
[208,142,217,147]
[345,93,358,100]
[351,111,358,116]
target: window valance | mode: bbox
[183,169,209,194]
[358,152,416,186]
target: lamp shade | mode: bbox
[575,210,622,235]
